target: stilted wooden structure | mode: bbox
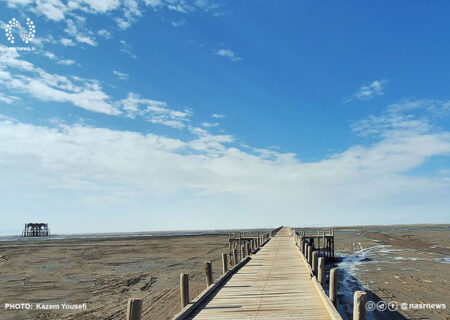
[22,223,50,237]
[295,229,335,261]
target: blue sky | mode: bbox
[0,0,449,235]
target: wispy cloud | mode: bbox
[120,40,137,59]
[60,38,75,46]
[353,99,450,138]
[120,92,192,128]
[2,0,223,39]
[0,46,118,115]
[113,70,129,80]
[43,52,76,66]
[212,113,225,118]
[214,48,242,62]
[0,46,196,128]
[97,29,112,39]
[347,79,388,102]
[116,0,142,30]
[171,19,186,27]
[64,19,97,46]
[201,121,219,128]
[0,93,19,104]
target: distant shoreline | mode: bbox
[1,223,448,242]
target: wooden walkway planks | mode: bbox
[186,227,332,320]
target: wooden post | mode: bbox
[238,233,242,260]
[180,273,189,308]
[222,253,228,274]
[233,248,238,266]
[204,261,213,287]
[318,257,324,285]
[329,268,337,305]
[300,240,304,253]
[353,291,367,320]
[126,299,142,320]
[241,245,245,259]
[246,242,251,256]
[312,251,318,275]
[308,245,312,265]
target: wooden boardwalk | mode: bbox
[185,227,336,320]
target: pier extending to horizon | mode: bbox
[126,226,367,320]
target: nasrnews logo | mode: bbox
[366,300,447,312]
[5,17,36,44]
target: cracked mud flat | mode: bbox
[332,225,450,320]
[0,234,229,320]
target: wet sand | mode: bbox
[0,234,229,320]
[332,225,450,320]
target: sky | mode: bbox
[0,0,449,235]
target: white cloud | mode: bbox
[57,58,76,65]
[214,48,242,62]
[118,0,142,30]
[60,38,75,46]
[352,99,450,138]
[0,93,19,104]
[350,79,388,101]
[120,92,191,128]
[0,46,196,124]
[97,29,112,39]
[113,70,129,80]
[212,113,224,119]
[115,17,131,30]
[120,40,137,59]
[201,121,219,128]
[2,0,222,36]
[33,0,67,21]
[171,19,186,27]
[0,47,119,115]
[1,99,450,232]
[43,52,76,65]
[64,19,97,46]
[78,0,121,13]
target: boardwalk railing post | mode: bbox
[238,233,242,260]
[307,245,312,265]
[246,242,251,256]
[312,251,318,276]
[353,291,367,320]
[180,273,189,308]
[241,245,245,259]
[233,248,238,266]
[300,240,304,253]
[330,268,338,305]
[126,298,142,320]
[222,253,228,274]
[318,257,325,285]
[204,261,213,287]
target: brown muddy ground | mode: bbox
[332,225,450,320]
[0,234,229,320]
